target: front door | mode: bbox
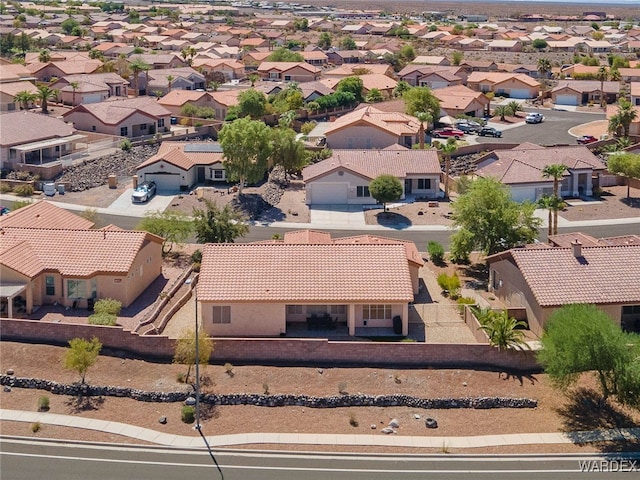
[197,166,205,183]
[404,179,412,194]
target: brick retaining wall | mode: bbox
[0,318,540,371]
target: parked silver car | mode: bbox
[131,181,157,203]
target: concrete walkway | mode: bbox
[2,409,638,449]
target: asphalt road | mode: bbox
[2,438,638,480]
[476,107,605,146]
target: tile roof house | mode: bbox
[197,230,423,337]
[0,111,85,170]
[0,226,163,317]
[474,143,606,202]
[50,73,129,106]
[135,141,226,191]
[0,80,38,112]
[551,80,620,106]
[466,72,540,99]
[321,73,398,99]
[0,201,95,230]
[433,85,491,118]
[257,62,321,83]
[157,89,216,116]
[397,65,467,87]
[63,97,171,138]
[321,106,421,150]
[138,67,206,96]
[486,234,640,335]
[303,148,441,205]
[25,60,103,82]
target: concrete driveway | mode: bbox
[108,188,176,216]
[309,204,366,226]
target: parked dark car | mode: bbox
[131,181,157,203]
[456,122,481,134]
[432,127,465,139]
[478,127,503,137]
[576,135,598,144]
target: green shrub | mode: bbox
[427,241,445,264]
[224,362,234,377]
[93,298,122,316]
[37,396,50,411]
[120,139,132,151]
[31,422,41,433]
[14,184,34,197]
[11,199,33,210]
[88,312,117,326]
[0,182,12,193]
[181,405,195,423]
[437,273,461,299]
[300,121,316,135]
[191,249,202,264]
[456,297,476,313]
[176,372,185,383]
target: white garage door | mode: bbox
[555,94,579,106]
[81,94,102,104]
[311,183,348,204]
[509,89,530,99]
[144,173,181,192]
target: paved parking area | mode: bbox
[309,204,366,226]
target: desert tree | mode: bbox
[437,138,457,198]
[403,86,441,125]
[414,111,432,150]
[64,337,102,384]
[36,85,58,114]
[369,174,403,212]
[192,199,249,244]
[173,328,214,385]
[136,210,192,255]
[541,163,567,235]
[607,152,640,200]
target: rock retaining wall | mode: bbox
[0,375,537,409]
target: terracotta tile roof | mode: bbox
[0,228,162,278]
[0,201,94,230]
[476,145,605,185]
[435,85,489,110]
[490,245,640,307]
[552,80,620,94]
[547,232,600,247]
[257,62,321,74]
[136,141,224,170]
[467,71,539,87]
[303,148,441,183]
[0,80,38,97]
[63,97,171,125]
[282,230,333,244]
[0,111,75,147]
[323,106,420,137]
[334,235,424,266]
[198,243,414,303]
[158,90,210,107]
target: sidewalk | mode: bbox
[2,409,638,449]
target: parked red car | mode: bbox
[432,127,465,139]
[576,135,598,144]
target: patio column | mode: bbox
[7,296,13,319]
[402,303,409,337]
[571,173,579,197]
[348,304,356,336]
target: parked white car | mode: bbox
[525,113,544,124]
[131,181,157,203]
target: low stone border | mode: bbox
[0,376,537,409]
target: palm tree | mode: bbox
[493,104,508,121]
[537,195,555,237]
[596,66,608,108]
[69,81,79,106]
[617,100,638,137]
[477,309,529,351]
[36,85,58,114]
[537,57,551,92]
[415,111,432,149]
[438,138,457,198]
[248,73,258,87]
[506,100,523,117]
[208,81,220,92]
[166,74,174,92]
[542,164,567,234]
[180,46,197,66]
[38,49,51,63]
[13,90,37,110]
[393,80,411,98]
[129,57,150,96]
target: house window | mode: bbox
[622,305,640,315]
[212,169,224,179]
[284,75,291,81]
[67,279,87,299]
[417,178,431,190]
[356,186,370,197]
[120,127,128,136]
[492,270,500,290]
[157,119,165,128]
[287,305,303,315]
[269,72,280,79]
[92,126,96,132]
[212,305,231,324]
[330,305,346,315]
[141,123,147,130]
[8,102,16,111]
[46,276,55,296]
[363,304,392,320]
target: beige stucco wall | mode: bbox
[120,239,163,307]
[353,303,407,328]
[138,160,194,189]
[201,302,285,337]
[306,169,381,205]
[65,111,170,137]
[493,78,539,98]
[326,125,400,149]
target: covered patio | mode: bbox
[0,283,28,318]
[12,134,86,165]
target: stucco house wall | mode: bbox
[137,159,196,190]
[202,302,285,337]
[65,110,169,137]
[326,125,400,149]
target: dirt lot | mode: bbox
[2,341,640,453]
